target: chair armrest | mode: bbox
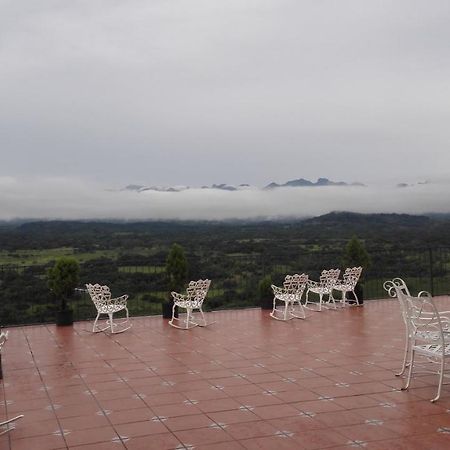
[110,295,129,307]
[271,285,283,295]
[307,280,318,288]
[418,291,431,298]
[171,292,186,303]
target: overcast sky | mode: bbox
[1,0,450,220]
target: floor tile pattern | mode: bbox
[1,297,450,449]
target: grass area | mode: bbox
[118,266,165,274]
[0,247,118,266]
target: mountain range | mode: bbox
[124,177,365,193]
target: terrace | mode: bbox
[2,297,450,449]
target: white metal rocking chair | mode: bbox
[0,331,24,435]
[304,269,340,311]
[169,279,212,329]
[334,266,363,306]
[86,284,132,334]
[270,274,308,321]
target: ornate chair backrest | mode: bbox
[403,294,444,345]
[342,267,363,288]
[86,283,112,310]
[186,279,211,307]
[283,274,309,295]
[319,269,341,290]
[383,278,411,318]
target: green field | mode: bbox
[0,247,118,266]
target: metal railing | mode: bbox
[0,247,449,326]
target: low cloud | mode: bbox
[1,177,450,222]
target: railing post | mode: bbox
[429,247,434,296]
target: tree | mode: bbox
[165,243,188,293]
[47,257,80,309]
[163,243,188,318]
[342,236,370,272]
[258,274,273,309]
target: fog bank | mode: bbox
[1,177,449,221]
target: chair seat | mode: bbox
[308,287,332,295]
[333,283,352,292]
[414,343,450,357]
[174,300,202,309]
[274,293,299,302]
[97,304,127,314]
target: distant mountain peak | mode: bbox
[264,177,365,189]
[124,177,366,193]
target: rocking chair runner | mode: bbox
[86,284,131,333]
[169,279,212,329]
[0,331,24,435]
[270,274,308,321]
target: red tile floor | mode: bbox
[2,297,450,449]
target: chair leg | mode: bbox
[403,348,416,391]
[109,313,114,334]
[318,293,323,311]
[294,300,306,319]
[341,290,346,306]
[353,290,360,305]
[92,313,100,332]
[328,293,337,310]
[199,308,206,326]
[431,358,445,403]
[186,308,191,329]
[271,297,277,317]
[396,328,410,376]
[283,302,289,320]
[169,303,177,326]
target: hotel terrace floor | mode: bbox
[2,298,450,450]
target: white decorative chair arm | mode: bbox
[271,285,284,296]
[307,280,318,288]
[110,294,128,307]
[171,292,186,303]
[418,291,432,298]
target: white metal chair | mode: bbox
[304,269,340,311]
[401,293,450,402]
[0,331,24,435]
[270,274,308,321]
[384,278,450,377]
[86,284,131,334]
[169,279,212,329]
[333,266,363,306]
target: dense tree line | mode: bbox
[0,212,449,325]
